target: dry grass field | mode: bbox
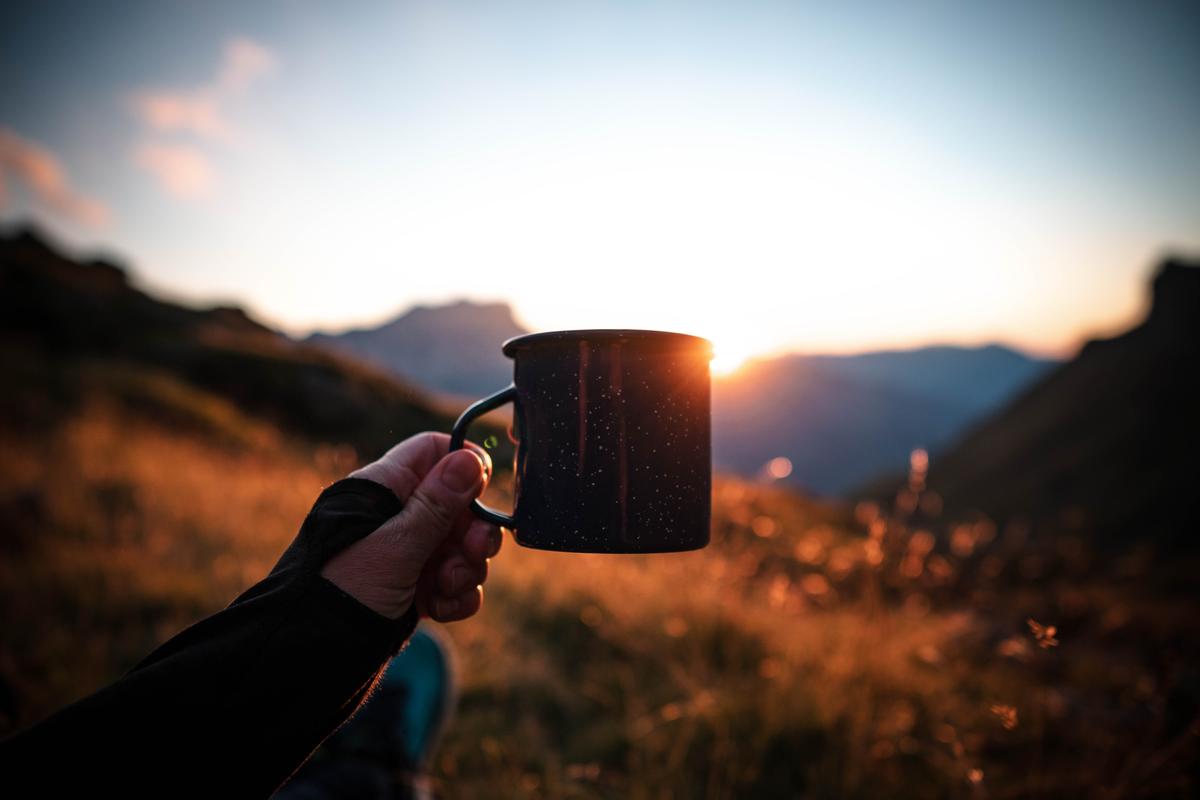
[2,389,1196,798]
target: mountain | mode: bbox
[305,297,1051,494]
[805,345,1056,418]
[713,345,1053,495]
[306,300,527,399]
[0,225,452,458]
[913,256,1200,545]
[307,298,1050,494]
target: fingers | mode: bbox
[428,518,498,597]
[416,516,498,623]
[436,550,489,595]
[351,432,492,503]
[428,585,484,623]
[371,448,487,570]
[462,518,503,563]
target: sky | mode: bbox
[2,0,1198,371]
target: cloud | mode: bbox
[134,143,215,199]
[218,38,277,94]
[129,37,274,199]
[130,37,277,142]
[132,92,229,141]
[0,126,110,226]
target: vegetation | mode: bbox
[2,399,1196,798]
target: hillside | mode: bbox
[0,225,453,460]
[923,256,1200,545]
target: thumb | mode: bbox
[384,448,486,566]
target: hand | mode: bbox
[320,432,503,622]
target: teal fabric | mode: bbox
[382,626,453,768]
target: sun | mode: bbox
[709,345,752,376]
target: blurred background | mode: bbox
[2,1,1198,797]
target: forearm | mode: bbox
[0,479,417,797]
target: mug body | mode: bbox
[504,330,712,553]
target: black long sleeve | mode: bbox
[0,477,419,798]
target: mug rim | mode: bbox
[502,329,712,358]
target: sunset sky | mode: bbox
[2,0,1198,368]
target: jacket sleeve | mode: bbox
[0,477,419,799]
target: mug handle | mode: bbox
[449,384,518,528]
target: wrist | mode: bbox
[320,543,415,620]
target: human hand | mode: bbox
[320,432,502,622]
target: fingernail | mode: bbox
[451,566,467,593]
[435,596,458,619]
[441,450,483,492]
[487,529,502,557]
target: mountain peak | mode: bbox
[6,222,59,253]
[395,299,521,330]
[307,298,530,398]
[412,298,512,312]
[1148,256,1200,331]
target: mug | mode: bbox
[449,329,712,553]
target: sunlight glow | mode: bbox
[287,115,1088,357]
[710,345,752,376]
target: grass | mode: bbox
[1,404,1197,798]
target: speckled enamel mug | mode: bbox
[449,329,713,553]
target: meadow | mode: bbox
[1,391,1196,798]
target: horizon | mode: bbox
[3,1,1198,366]
[10,214,1174,372]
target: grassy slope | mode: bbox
[2,400,1196,798]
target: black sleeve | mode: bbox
[0,477,419,798]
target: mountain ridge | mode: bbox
[0,224,454,459]
[911,255,1200,544]
[712,344,1054,494]
[306,295,1052,494]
